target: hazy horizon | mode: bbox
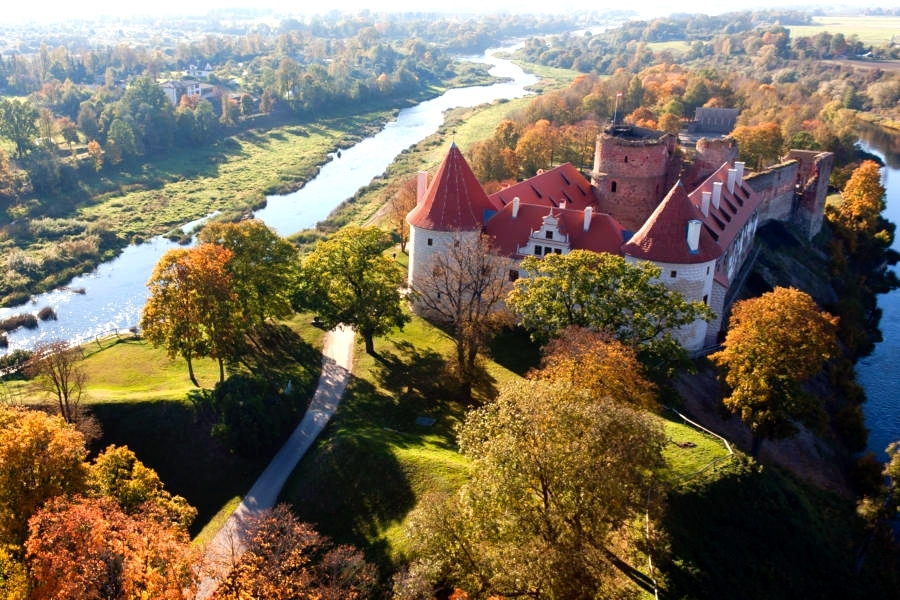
[4,0,900,26]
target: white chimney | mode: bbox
[583,206,593,231]
[735,161,745,182]
[512,196,520,219]
[687,219,701,253]
[701,191,711,217]
[416,171,428,205]
[712,181,723,210]
[727,168,737,194]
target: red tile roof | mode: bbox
[407,143,500,231]
[485,203,626,258]
[688,163,762,252]
[622,181,720,264]
[489,163,595,210]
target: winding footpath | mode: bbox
[196,325,356,599]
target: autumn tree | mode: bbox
[468,138,519,184]
[731,121,784,170]
[294,226,408,355]
[88,444,197,529]
[507,250,713,372]
[402,379,666,598]
[87,139,103,171]
[0,545,28,600]
[411,233,514,397]
[214,504,376,600]
[531,326,657,410]
[386,177,418,253]
[515,119,554,177]
[25,495,199,600]
[827,160,887,250]
[25,340,87,424]
[198,220,298,336]
[710,287,839,457]
[0,406,87,546]
[141,244,239,386]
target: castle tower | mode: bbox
[785,149,834,240]
[591,125,681,231]
[406,143,499,291]
[622,181,719,354]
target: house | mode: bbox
[159,79,217,106]
[407,126,832,355]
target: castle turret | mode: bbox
[406,143,499,290]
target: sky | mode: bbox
[4,0,900,25]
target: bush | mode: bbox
[37,306,57,321]
[0,313,38,333]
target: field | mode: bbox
[788,16,900,47]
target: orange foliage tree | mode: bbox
[730,121,784,170]
[710,287,839,457]
[531,326,657,410]
[213,504,376,600]
[141,243,239,386]
[25,495,199,600]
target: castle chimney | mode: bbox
[701,191,711,217]
[735,161,745,182]
[712,181,723,210]
[416,171,428,205]
[687,219,701,253]
[727,168,737,194]
[512,196,520,219]
[583,206,593,231]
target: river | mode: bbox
[0,45,536,353]
[854,129,900,460]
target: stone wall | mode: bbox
[745,161,798,226]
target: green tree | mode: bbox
[402,379,666,599]
[507,250,713,372]
[140,244,239,386]
[0,406,87,546]
[0,98,38,158]
[710,287,839,457]
[294,226,408,355]
[198,219,298,337]
[115,76,175,154]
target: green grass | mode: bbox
[661,413,733,485]
[789,16,900,47]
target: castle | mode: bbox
[406,126,833,354]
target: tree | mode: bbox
[25,340,87,424]
[88,444,197,529]
[0,545,28,600]
[710,287,839,457]
[829,160,886,244]
[0,406,87,546]
[731,121,784,170]
[198,220,298,336]
[294,226,408,355]
[386,177,418,253]
[0,98,38,158]
[141,244,239,386]
[515,119,554,177]
[402,379,666,599]
[411,233,513,396]
[25,495,199,600]
[214,504,376,600]
[507,250,713,372]
[87,139,103,171]
[531,326,657,410]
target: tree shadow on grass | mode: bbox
[487,325,542,377]
[237,322,323,395]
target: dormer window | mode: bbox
[545,231,553,240]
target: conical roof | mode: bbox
[623,181,720,263]
[407,143,499,231]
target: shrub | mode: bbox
[37,306,57,321]
[0,314,38,333]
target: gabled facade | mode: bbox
[407,127,831,355]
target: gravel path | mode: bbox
[196,325,355,598]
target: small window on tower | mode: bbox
[427,238,433,246]
[545,231,553,240]
[703,294,709,305]
[509,269,519,281]
[611,181,617,193]
[624,155,628,163]
[670,270,677,278]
